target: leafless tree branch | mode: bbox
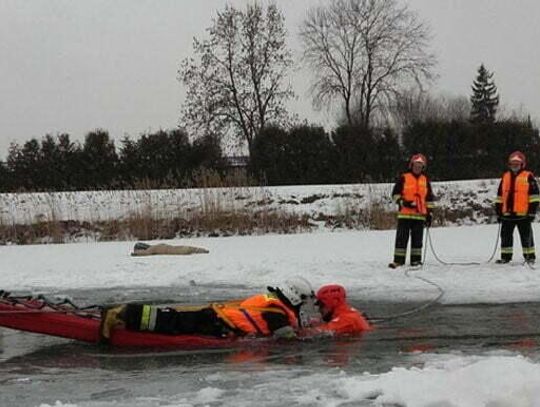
[300,0,437,129]
[178,3,295,154]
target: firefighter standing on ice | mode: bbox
[495,151,539,264]
[389,154,435,269]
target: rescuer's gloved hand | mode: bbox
[425,213,432,227]
[273,326,296,340]
[400,199,416,208]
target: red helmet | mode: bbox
[316,284,346,311]
[508,151,526,168]
[409,153,427,169]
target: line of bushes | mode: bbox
[251,119,540,184]
[1,118,539,192]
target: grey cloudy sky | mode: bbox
[1,0,539,158]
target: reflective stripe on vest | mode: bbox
[501,171,531,215]
[239,308,264,335]
[399,173,428,218]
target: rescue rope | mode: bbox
[425,222,501,266]
[369,273,444,324]
[375,219,536,323]
[427,219,537,269]
[370,233,444,324]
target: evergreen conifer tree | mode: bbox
[470,63,499,123]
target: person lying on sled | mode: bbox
[301,284,372,337]
[99,279,317,342]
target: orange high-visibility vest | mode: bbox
[501,171,532,215]
[214,294,298,335]
[399,173,428,218]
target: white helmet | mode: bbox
[270,278,315,307]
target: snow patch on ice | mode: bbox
[334,354,540,407]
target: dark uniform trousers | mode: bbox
[393,218,424,265]
[121,303,291,337]
[123,304,232,337]
[500,218,536,261]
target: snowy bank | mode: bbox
[1,179,499,227]
[3,225,540,305]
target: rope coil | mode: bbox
[425,223,501,266]
[374,220,532,324]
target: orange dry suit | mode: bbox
[305,304,372,336]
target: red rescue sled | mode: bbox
[0,292,239,349]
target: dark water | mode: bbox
[2,286,540,407]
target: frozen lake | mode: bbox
[3,226,540,405]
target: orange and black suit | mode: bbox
[122,293,299,338]
[391,171,435,265]
[495,170,540,262]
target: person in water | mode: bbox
[99,279,318,342]
[302,284,372,336]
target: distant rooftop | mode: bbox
[224,155,249,167]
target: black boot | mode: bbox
[99,305,126,343]
[388,262,403,269]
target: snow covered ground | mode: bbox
[3,224,540,304]
[3,224,540,406]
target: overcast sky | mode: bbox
[1,0,539,158]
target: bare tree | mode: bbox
[300,0,436,129]
[391,90,470,130]
[179,3,295,155]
